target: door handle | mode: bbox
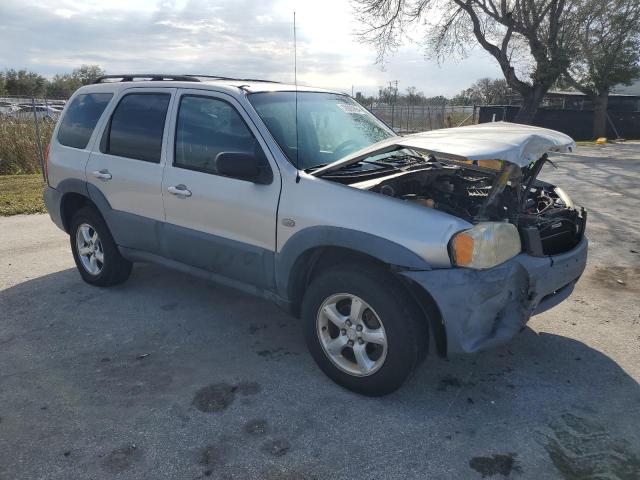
[92,169,112,180]
[168,184,192,197]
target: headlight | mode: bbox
[450,222,521,269]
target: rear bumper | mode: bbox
[44,186,65,232]
[401,236,588,354]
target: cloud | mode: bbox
[0,0,503,96]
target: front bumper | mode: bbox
[401,235,588,354]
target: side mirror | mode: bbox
[215,152,272,184]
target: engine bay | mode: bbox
[318,152,586,256]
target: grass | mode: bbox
[0,174,46,216]
[0,118,54,175]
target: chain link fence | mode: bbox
[368,105,477,133]
[0,96,65,175]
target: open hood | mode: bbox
[311,122,575,176]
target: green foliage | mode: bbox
[2,69,47,96]
[46,65,106,98]
[0,65,105,99]
[567,0,640,95]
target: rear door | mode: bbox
[86,88,175,254]
[161,89,281,288]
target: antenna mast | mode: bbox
[294,11,300,183]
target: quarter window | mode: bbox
[175,95,265,174]
[105,93,171,163]
[57,93,113,149]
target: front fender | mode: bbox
[275,226,431,299]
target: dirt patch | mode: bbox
[192,381,261,413]
[542,412,640,480]
[469,453,521,477]
[261,438,291,457]
[589,266,640,293]
[102,445,142,473]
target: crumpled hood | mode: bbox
[311,121,575,175]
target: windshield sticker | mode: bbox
[336,103,366,115]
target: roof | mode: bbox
[312,122,576,175]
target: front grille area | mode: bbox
[520,208,587,257]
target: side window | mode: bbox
[105,93,170,163]
[57,93,113,149]
[175,95,266,174]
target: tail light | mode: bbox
[44,143,51,184]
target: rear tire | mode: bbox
[301,264,427,396]
[70,206,132,287]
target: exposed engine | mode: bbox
[371,167,501,221]
[321,155,585,256]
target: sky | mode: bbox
[0,0,503,97]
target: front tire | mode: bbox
[301,265,427,396]
[70,206,132,287]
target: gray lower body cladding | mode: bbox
[44,186,65,231]
[401,236,588,354]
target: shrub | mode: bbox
[0,117,54,175]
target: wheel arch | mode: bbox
[57,179,113,233]
[276,227,446,356]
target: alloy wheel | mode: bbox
[75,223,104,275]
[316,293,388,377]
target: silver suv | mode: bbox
[44,74,588,395]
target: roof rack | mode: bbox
[92,74,201,84]
[92,74,281,84]
[190,75,281,84]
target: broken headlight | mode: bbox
[450,222,522,269]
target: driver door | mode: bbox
[161,89,281,288]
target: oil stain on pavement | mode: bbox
[192,381,262,412]
[469,453,521,477]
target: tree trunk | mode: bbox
[592,91,609,139]
[514,88,545,124]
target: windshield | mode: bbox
[248,92,395,170]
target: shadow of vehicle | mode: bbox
[1,264,639,480]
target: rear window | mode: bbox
[57,93,113,149]
[104,93,171,163]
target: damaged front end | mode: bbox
[316,151,586,259]
[310,123,588,354]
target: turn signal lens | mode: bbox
[452,233,474,266]
[450,222,521,269]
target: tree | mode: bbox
[355,0,580,123]
[71,65,105,85]
[564,0,640,138]
[0,72,6,96]
[46,65,105,98]
[451,77,513,105]
[2,69,46,96]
